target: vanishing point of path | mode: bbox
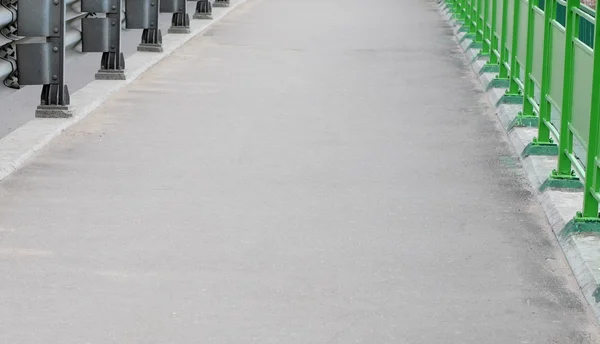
[0,0,599,342]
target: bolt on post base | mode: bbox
[194,0,213,19]
[213,0,230,7]
[540,174,583,192]
[485,77,510,91]
[479,63,500,75]
[561,217,600,237]
[458,32,475,43]
[507,113,539,131]
[475,51,490,59]
[521,141,558,158]
[138,29,163,53]
[464,40,483,50]
[168,13,191,34]
[496,93,523,107]
[457,25,470,33]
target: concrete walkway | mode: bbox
[0,0,599,342]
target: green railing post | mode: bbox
[476,0,485,43]
[459,0,472,32]
[581,5,600,219]
[511,0,540,128]
[490,0,511,88]
[481,0,491,56]
[456,0,466,23]
[550,0,581,188]
[503,0,525,103]
[482,0,501,72]
[523,0,560,157]
[459,0,467,22]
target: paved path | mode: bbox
[0,0,599,342]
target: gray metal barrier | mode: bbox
[0,0,215,118]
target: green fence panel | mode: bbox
[517,0,530,63]
[532,9,546,84]
[571,43,595,147]
[549,25,566,111]
[556,2,567,26]
[506,0,515,55]
[579,14,595,48]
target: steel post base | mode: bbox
[169,13,191,34]
[35,105,73,118]
[138,44,164,52]
[96,52,126,80]
[168,26,191,34]
[194,0,213,19]
[138,29,163,52]
[96,69,127,80]
[213,0,230,7]
[193,13,213,19]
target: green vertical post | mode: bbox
[459,0,472,32]
[503,0,524,103]
[476,0,485,43]
[489,0,511,88]
[456,0,466,22]
[511,0,539,128]
[550,0,580,187]
[480,0,491,56]
[470,0,478,36]
[582,4,600,218]
[482,0,501,72]
[523,0,560,157]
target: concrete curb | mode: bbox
[438,4,600,322]
[0,0,248,183]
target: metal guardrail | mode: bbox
[0,0,96,89]
[0,0,229,118]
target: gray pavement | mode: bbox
[0,0,599,342]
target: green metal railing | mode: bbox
[443,0,600,228]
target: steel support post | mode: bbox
[16,0,72,118]
[81,0,126,80]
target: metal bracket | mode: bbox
[81,0,126,80]
[0,42,19,89]
[0,0,18,41]
[160,0,190,34]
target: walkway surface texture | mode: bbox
[0,0,599,343]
